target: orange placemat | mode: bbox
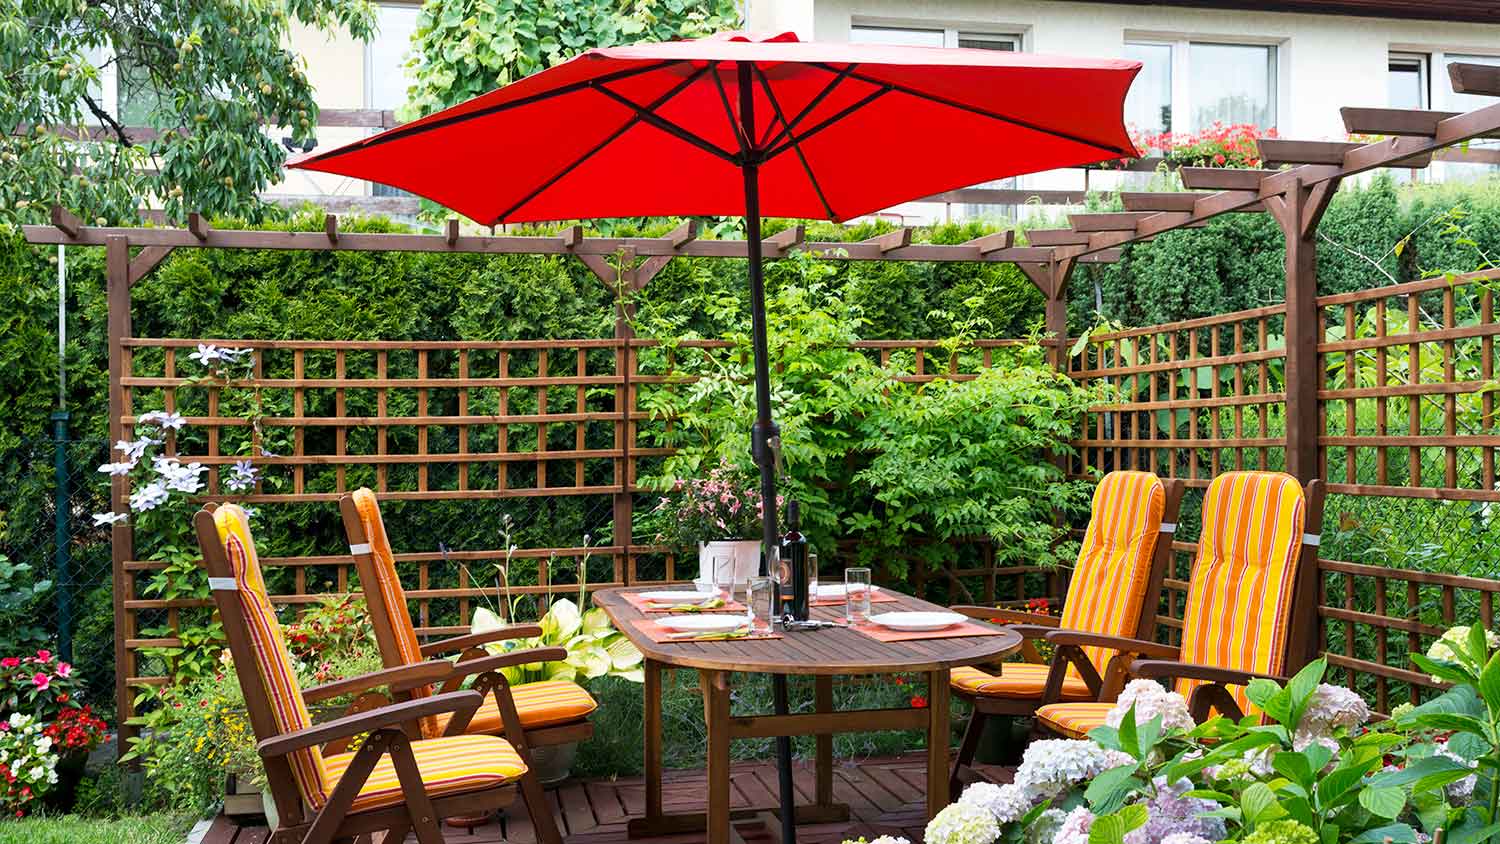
[850,620,1010,643]
[622,592,747,614]
[810,589,900,608]
[630,617,782,643]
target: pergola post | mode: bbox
[105,235,137,754]
[1265,177,1338,668]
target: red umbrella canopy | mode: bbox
[291,31,1140,224]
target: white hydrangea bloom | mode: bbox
[1024,808,1067,844]
[1436,744,1478,802]
[1300,683,1370,734]
[958,781,1033,824]
[1012,739,1135,800]
[1051,806,1095,844]
[925,801,1001,844]
[1105,679,1195,733]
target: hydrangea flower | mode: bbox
[1436,743,1478,801]
[925,801,1000,844]
[1242,820,1318,844]
[1300,683,1370,734]
[1425,626,1500,681]
[1051,806,1094,844]
[1106,679,1195,733]
[957,781,1033,824]
[1024,808,1067,844]
[1012,739,1135,799]
[1160,835,1213,844]
[1123,777,1225,844]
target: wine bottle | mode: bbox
[783,500,809,621]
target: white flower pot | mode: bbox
[698,540,762,587]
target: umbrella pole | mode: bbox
[739,62,798,844]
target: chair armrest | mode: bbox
[1044,630,1180,660]
[418,624,544,657]
[1128,659,1289,686]
[443,647,569,684]
[302,660,455,704]
[258,691,481,756]
[951,605,1062,628]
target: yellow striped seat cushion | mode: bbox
[1176,471,1305,718]
[215,505,332,808]
[435,680,599,734]
[950,664,1092,699]
[324,734,527,814]
[1034,702,1115,739]
[1058,471,1166,677]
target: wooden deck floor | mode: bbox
[202,753,1009,844]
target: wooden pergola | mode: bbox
[19,60,1500,738]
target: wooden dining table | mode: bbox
[594,586,1023,844]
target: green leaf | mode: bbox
[1084,765,1142,815]
[1088,804,1148,844]
[1479,650,1500,714]
[1358,786,1406,819]
[1272,751,1315,789]
[1351,824,1419,844]
[1368,755,1474,792]
[1242,782,1285,825]
[1315,764,1370,808]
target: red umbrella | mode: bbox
[292,32,1138,840]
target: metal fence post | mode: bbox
[51,410,73,663]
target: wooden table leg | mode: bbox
[643,659,663,825]
[814,676,834,809]
[703,669,733,844]
[926,668,951,818]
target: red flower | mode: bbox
[30,673,49,691]
[910,695,928,709]
[893,676,906,686]
[55,662,71,678]
[0,658,18,669]
[34,650,50,663]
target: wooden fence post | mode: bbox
[1266,177,1339,668]
[105,236,137,754]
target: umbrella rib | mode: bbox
[812,62,1136,157]
[298,60,684,162]
[590,82,742,165]
[752,63,837,221]
[710,63,751,154]
[490,63,718,223]
[756,63,857,152]
[760,85,893,163]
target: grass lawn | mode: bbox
[0,812,197,844]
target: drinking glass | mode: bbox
[807,551,820,605]
[710,554,734,602]
[746,576,775,632]
[845,567,872,624]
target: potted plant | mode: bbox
[0,648,102,813]
[651,459,778,587]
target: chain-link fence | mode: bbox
[0,426,114,710]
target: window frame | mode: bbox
[1122,35,1283,137]
[1387,52,1430,111]
[849,21,1024,52]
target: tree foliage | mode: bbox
[400,0,739,119]
[0,0,376,226]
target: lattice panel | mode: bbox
[1317,268,1500,500]
[1069,306,1289,485]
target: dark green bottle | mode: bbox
[783,500,809,621]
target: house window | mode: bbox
[1124,42,1172,139]
[1123,38,1279,137]
[1188,42,1276,130]
[366,3,420,197]
[850,24,1020,51]
[1388,54,1429,110]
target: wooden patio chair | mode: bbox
[1034,471,1326,737]
[193,502,530,844]
[946,470,1184,792]
[338,488,598,842]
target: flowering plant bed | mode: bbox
[1117,122,1275,169]
[872,623,1500,844]
[649,458,779,546]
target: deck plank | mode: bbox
[213,752,1009,844]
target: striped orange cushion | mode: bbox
[435,681,599,734]
[353,489,437,733]
[1177,472,1305,717]
[214,505,331,808]
[950,664,1092,699]
[1058,471,1166,675]
[323,734,527,814]
[1034,702,1115,739]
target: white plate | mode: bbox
[867,611,965,632]
[814,583,879,599]
[639,590,719,603]
[653,614,749,633]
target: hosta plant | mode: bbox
[470,600,643,686]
